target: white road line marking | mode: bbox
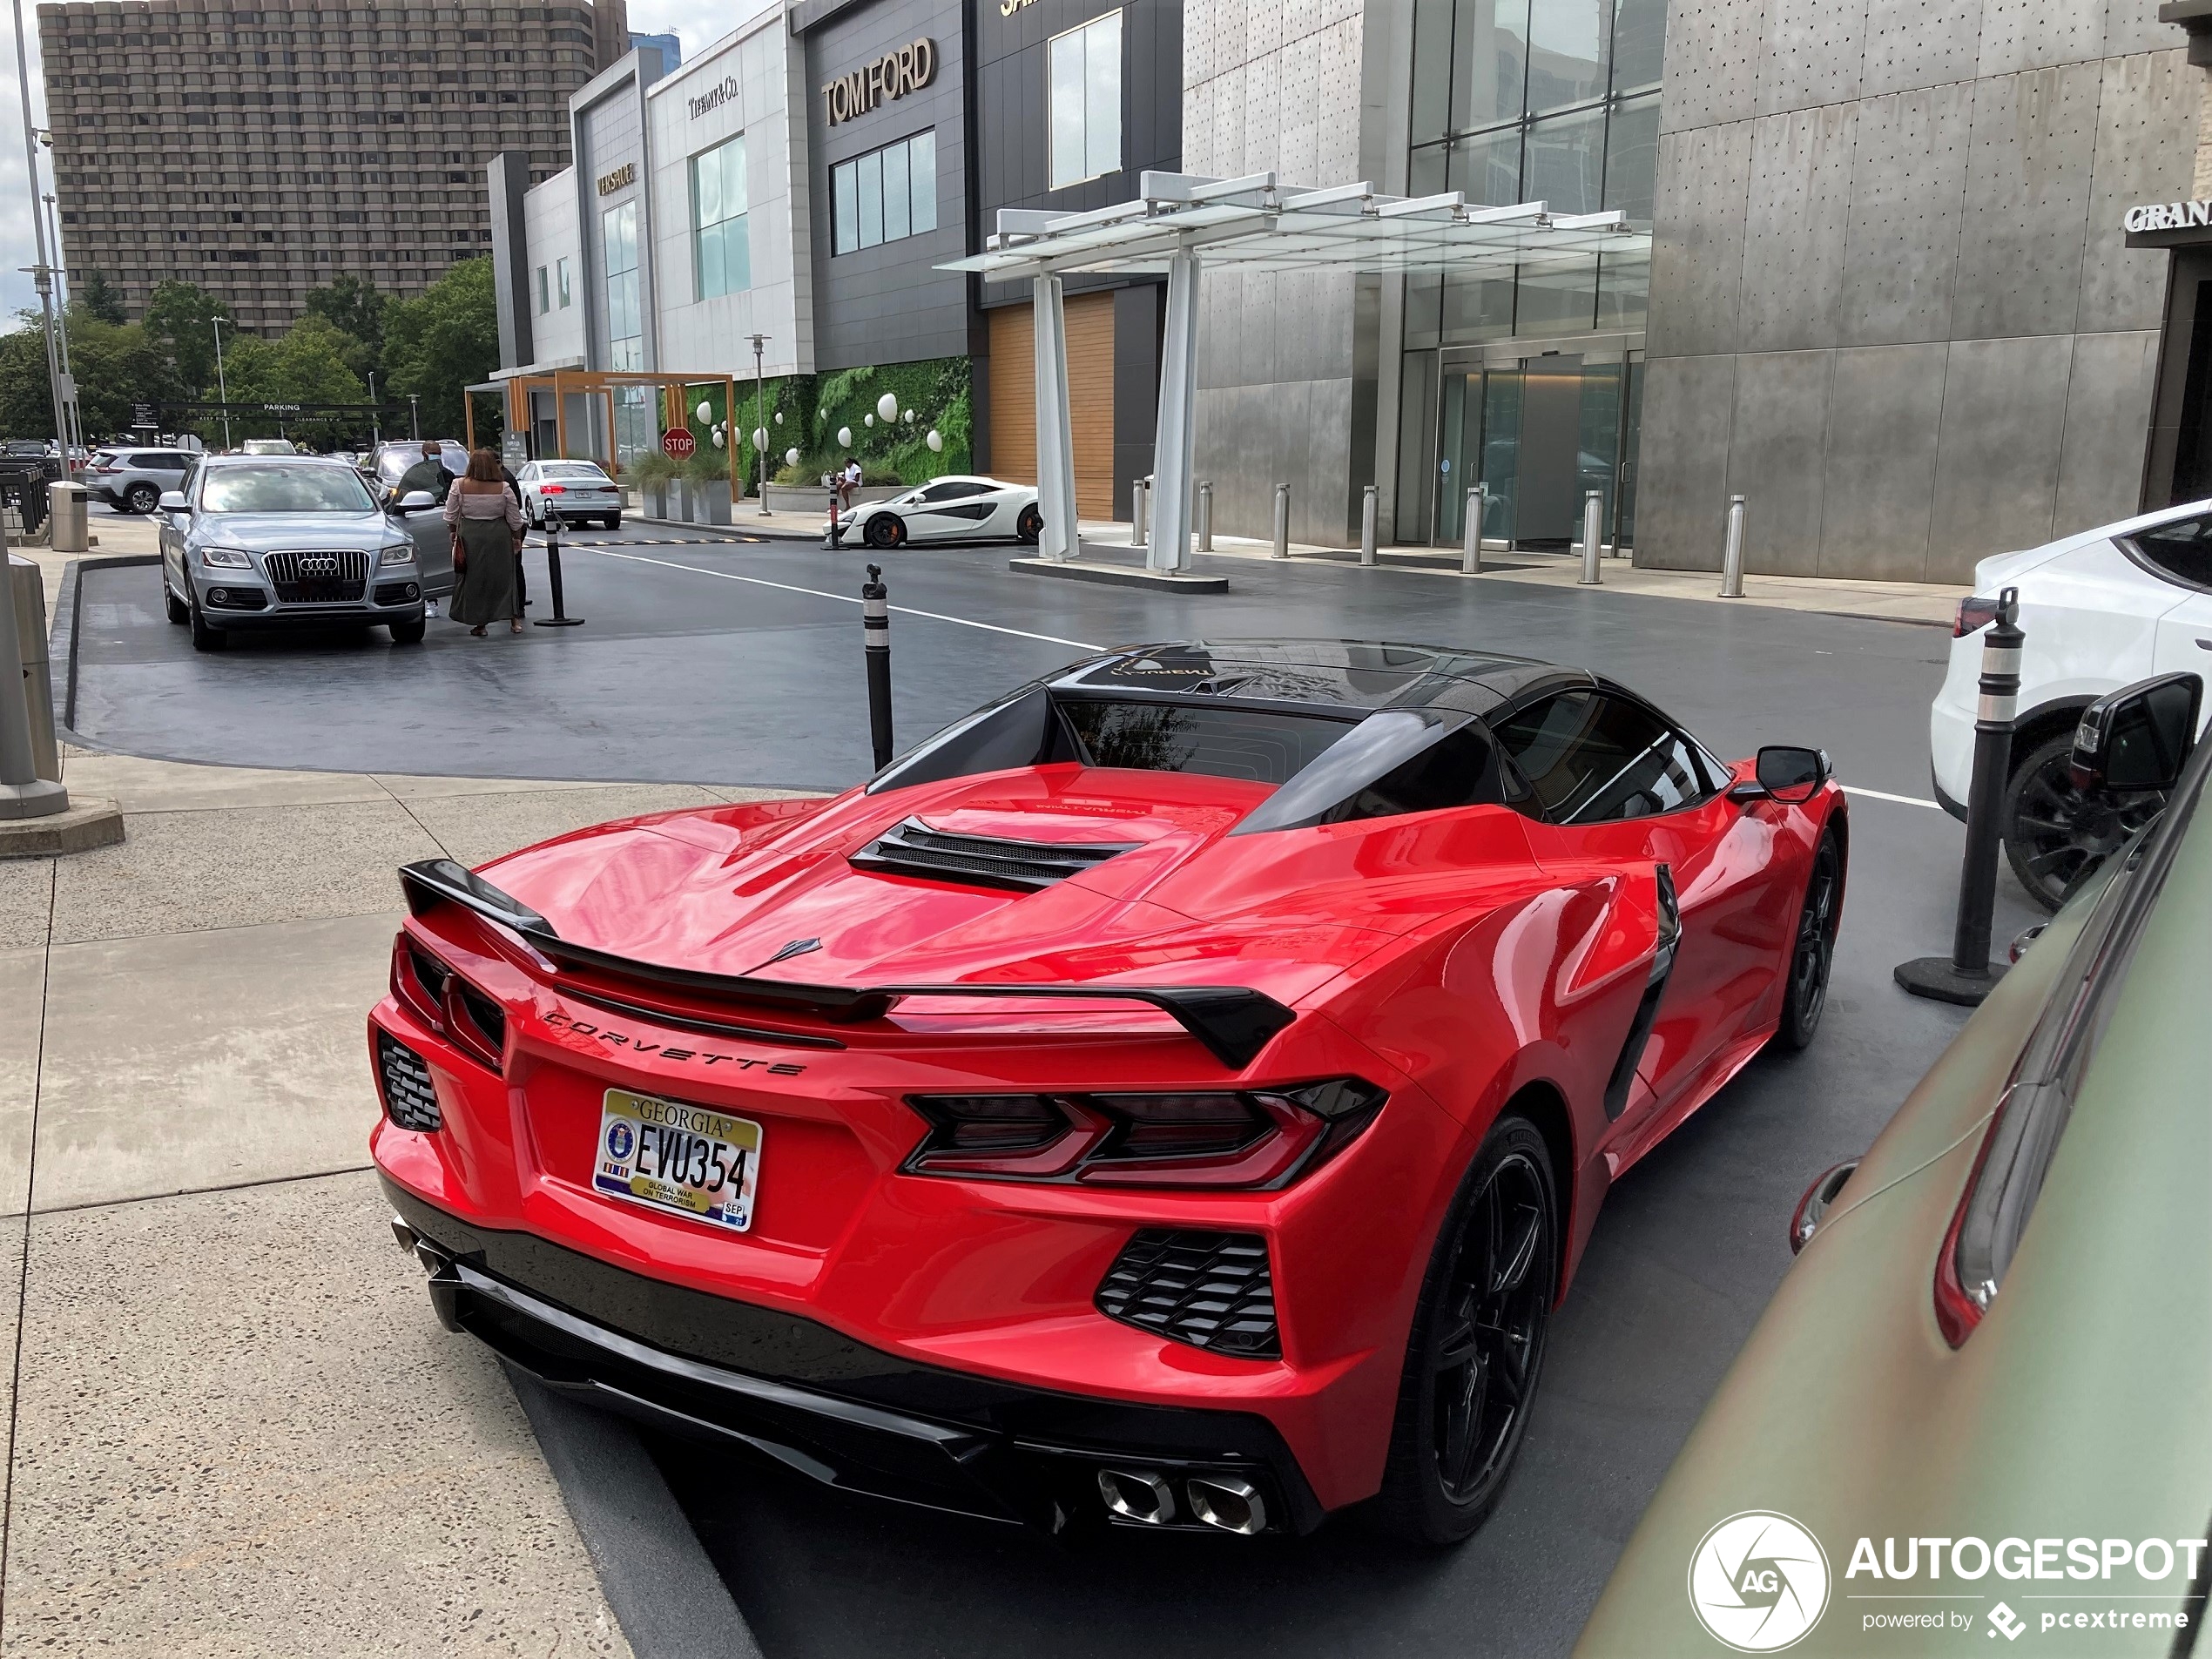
[578,546,1104,651]
[1844,784,1942,810]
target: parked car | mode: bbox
[85,446,197,514]
[157,454,439,650]
[844,474,1044,549]
[371,640,1848,1543]
[1,439,61,482]
[1932,499,2212,908]
[368,441,457,506]
[239,437,300,456]
[1582,672,2209,1657]
[516,459,621,529]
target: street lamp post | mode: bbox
[408,394,421,441]
[749,333,769,516]
[368,373,381,448]
[40,188,81,471]
[210,316,232,450]
[11,0,70,469]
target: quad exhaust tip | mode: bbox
[1095,1468,1270,1534]
[1096,1468,1177,1526]
[388,1215,451,1278]
[1186,1475,1267,1535]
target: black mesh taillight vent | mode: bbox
[851,818,1138,893]
[453,981,506,1056]
[376,1031,442,1132]
[1096,1230,1279,1359]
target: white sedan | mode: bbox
[1932,497,2212,909]
[517,460,623,530]
[845,475,1042,550]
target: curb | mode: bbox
[54,552,158,732]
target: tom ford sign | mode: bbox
[822,38,935,125]
[2125,199,2212,233]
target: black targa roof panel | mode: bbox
[1053,640,1587,718]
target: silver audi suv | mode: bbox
[157,455,442,651]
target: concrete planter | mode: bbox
[691,479,732,525]
[642,482,671,519]
[763,482,902,516]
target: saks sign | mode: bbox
[821,38,935,125]
[2125,199,2212,233]
[688,74,738,121]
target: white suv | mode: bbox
[1932,499,2212,908]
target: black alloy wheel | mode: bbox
[2002,732,2166,914]
[1781,826,1844,1049]
[187,588,226,652]
[1016,502,1044,543]
[1373,1116,1555,1544]
[125,482,158,514]
[164,580,189,624]
[865,513,906,550]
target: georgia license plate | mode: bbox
[593,1089,762,1232]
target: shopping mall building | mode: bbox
[487,0,2212,583]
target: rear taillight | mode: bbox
[902,1079,1385,1189]
[541,484,565,494]
[1932,1096,2009,1345]
[1953,595,2003,637]
[388,934,505,1071]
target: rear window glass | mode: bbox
[542,463,610,481]
[1060,700,1351,785]
[2128,516,2212,590]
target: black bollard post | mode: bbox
[1896,586,2023,1005]
[863,563,893,769]
[533,519,586,628]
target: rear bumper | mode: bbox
[385,1179,1326,1536]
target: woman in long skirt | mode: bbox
[444,447,524,636]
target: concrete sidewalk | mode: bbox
[0,749,810,1656]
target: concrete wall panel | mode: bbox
[1976,0,2106,78]
[1723,349,1834,575]
[1861,0,1981,98]
[1756,0,1867,115]
[1818,341,1948,579]
[1661,0,1770,133]
[2104,0,2177,56]
[2054,329,2161,534]
[1648,123,1755,358]
[1838,83,1974,346]
[2078,50,2197,335]
[1927,334,2075,577]
[1952,64,2101,341]
[1634,354,1739,570]
[1738,105,1857,351]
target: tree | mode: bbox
[381,259,498,442]
[216,315,368,445]
[302,273,387,384]
[73,269,126,325]
[143,279,233,395]
[0,309,180,442]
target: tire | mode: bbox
[188,593,226,652]
[604,516,620,530]
[1016,502,1044,543]
[1779,825,1844,1050]
[1371,1114,1557,1546]
[164,582,189,624]
[125,482,158,515]
[388,617,426,644]
[2001,731,2167,914]
[864,513,906,550]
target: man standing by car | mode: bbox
[392,442,451,509]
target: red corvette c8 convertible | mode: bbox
[369,641,1846,1545]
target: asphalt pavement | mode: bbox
[59,515,2036,1657]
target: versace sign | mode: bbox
[597,161,637,196]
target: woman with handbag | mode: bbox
[443,447,525,636]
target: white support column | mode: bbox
[1149,249,1200,572]
[1031,274,1080,561]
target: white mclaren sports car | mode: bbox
[845,475,1043,549]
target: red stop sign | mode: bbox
[663,428,696,460]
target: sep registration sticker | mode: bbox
[594,1089,762,1232]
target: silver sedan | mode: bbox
[157,455,442,651]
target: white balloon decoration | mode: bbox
[876,392,898,423]
[904,408,915,423]
[752,428,767,451]
[837,426,852,447]
[785,447,799,468]
[864,414,874,428]
[695,401,712,422]
[926,429,943,453]
[773,411,784,425]
[711,429,725,448]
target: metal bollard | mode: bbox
[533,520,585,627]
[0,545,66,819]
[1131,476,1149,549]
[1359,484,1378,566]
[1897,588,2024,1006]
[1461,487,1483,575]
[1719,495,1747,597]
[1197,481,1212,552]
[1271,484,1290,559]
[862,563,894,771]
[10,555,57,781]
[1578,490,1603,584]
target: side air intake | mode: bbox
[851,818,1137,893]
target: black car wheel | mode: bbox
[604,515,621,530]
[388,617,426,644]
[2002,731,2165,913]
[164,581,189,625]
[1016,503,1044,543]
[1780,826,1844,1049]
[187,591,226,652]
[865,513,907,550]
[1372,1115,1555,1545]
[125,482,158,514]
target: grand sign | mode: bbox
[822,38,934,125]
[2125,199,2212,233]
[597,161,636,196]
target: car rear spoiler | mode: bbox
[396,859,1294,1069]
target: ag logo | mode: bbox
[1687,1511,1831,1652]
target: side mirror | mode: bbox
[2071,672,2201,793]
[1732,745,1831,805]
[394,489,436,514]
[158,490,188,513]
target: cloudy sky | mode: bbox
[0,0,733,324]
